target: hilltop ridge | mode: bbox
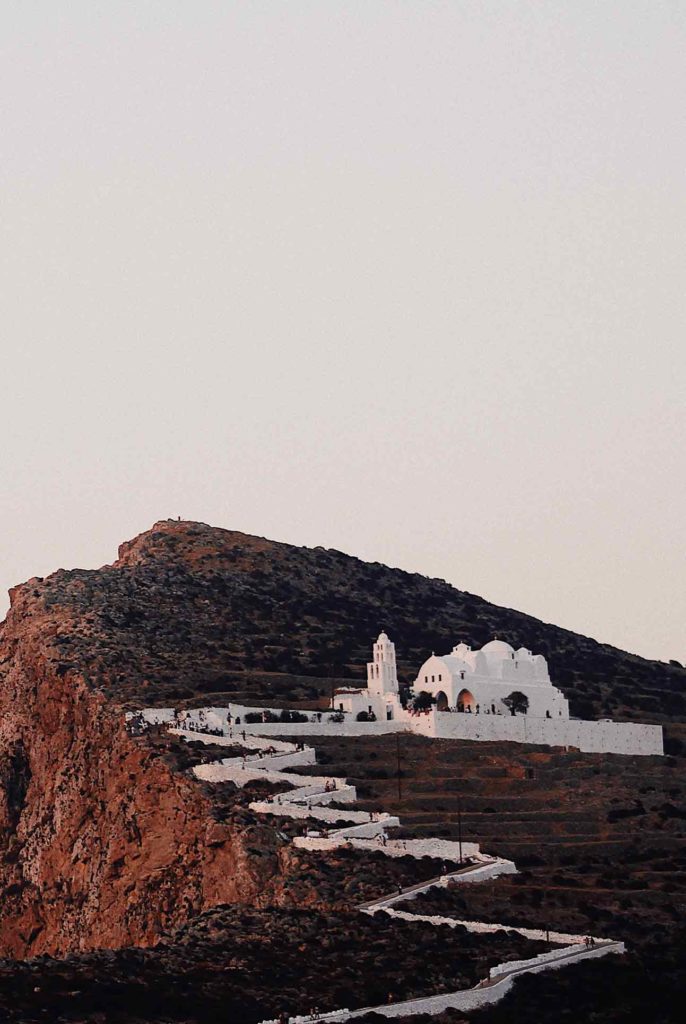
[8,519,685,742]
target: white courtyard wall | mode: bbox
[130,703,662,756]
[429,712,663,755]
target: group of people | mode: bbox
[323,779,337,792]
[174,710,227,735]
[252,745,281,759]
[407,702,505,716]
[455,703,502,715]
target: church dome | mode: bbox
[481,639,515,657]
[377,631,390,642]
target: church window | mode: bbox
[431,675,435,683]
[438,674,442,681]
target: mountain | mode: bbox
[0,519,683,1023]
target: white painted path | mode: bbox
[131,707,625,1023]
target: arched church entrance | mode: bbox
[435,690,449,711]
[457,688,476,712]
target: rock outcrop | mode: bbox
[0,577,280,957]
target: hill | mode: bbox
[19,519,686,742]
[0,518,683,1023]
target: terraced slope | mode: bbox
[294,733,685,1022]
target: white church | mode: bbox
[330,632,663,756]
[414,638,570,719]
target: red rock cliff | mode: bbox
[0,574,278,958]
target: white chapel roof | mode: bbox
[430,654,471,675]
[481,639,515,656]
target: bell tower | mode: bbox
[367,631,399,695]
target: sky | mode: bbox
[1,1,684,664]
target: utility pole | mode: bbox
[457,797,464,865]
[395,732,402,802]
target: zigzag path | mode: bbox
[135,708,625,1023]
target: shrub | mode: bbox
[412,691,435,712]
[502,691,529,716]
[279,708,308,723]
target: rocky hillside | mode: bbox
[0,518,683,1020]
[0,563,286,958]
[18,519,686,732]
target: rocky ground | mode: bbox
[0,906,550,1024]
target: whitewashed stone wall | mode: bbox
[249,800,373,824]
[430,711,663,755]
[329,817,400,840]
[291,942,625,1022]
[130,703,662,756]
[232,748,317,771]
[294,835,484,862]
[384,907,598,945]
[490,943,586,976]
[240,720,403,737]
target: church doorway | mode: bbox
[435,691,449,711]
[457,688,476,712]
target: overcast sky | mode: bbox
[1,2,684,663]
